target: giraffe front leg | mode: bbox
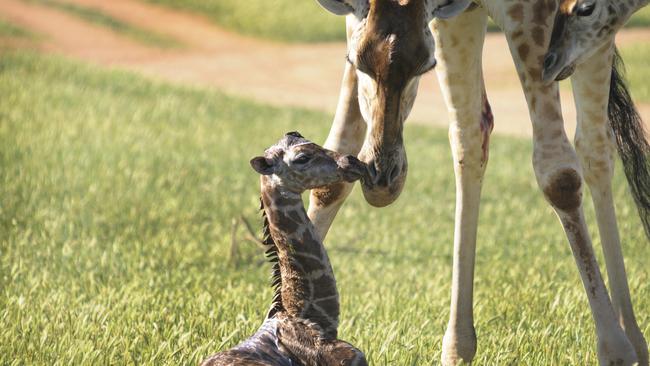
[308,60,366,241]
[534,139,637,366]
[501,8,637,364]
[432,6,490,365]
[571,42,648,366]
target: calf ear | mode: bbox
[316,0,361,16]
[250,157,275,175]
[430,0,472,19]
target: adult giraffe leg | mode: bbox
[571,42,649,366]
[432,6,490,365]
[307,18,366,241]
[501,4,637,364]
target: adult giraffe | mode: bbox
[308,0,649,365]
[542,1,650,364]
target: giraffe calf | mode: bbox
[201,132,368,366]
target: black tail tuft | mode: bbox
[609,48,650,239]
[260,197,284,318]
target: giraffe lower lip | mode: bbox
[360,170,406,207]
[555,63,576,81]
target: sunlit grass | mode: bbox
[144,0,345,43]
[620,42,650,103]
[628,5,650,28]
[0,51,648,365]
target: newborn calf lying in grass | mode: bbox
[202,132,368,366]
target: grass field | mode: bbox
[1,51,648,365]
[23,0,181,48]
[142,0,650,43]
[144,0,346,43]
[628,6,650,28]
[621,43,650,103]
[0,18,36,39]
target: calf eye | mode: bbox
[575,2,595,16]
[293,154,311,165]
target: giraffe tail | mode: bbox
[608,47,650,240]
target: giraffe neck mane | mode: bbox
[260,196,284,319]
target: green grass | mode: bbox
[620,43,650,103]
[1,51,648,365]
[142,0,650,42]
[559,42,648,104]
[24,0,181,48]
[0,18,36,39]
[144,0,345,43]
[627,6,650,28]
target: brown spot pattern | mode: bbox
[533,0,556,26]
[543,169,582,211]
[312,182,346,207]
[507,4,524,22]
[518,44,530,62]
[532,26,545,47]
[563,218,598,297]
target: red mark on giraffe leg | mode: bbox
[480,92,494,164]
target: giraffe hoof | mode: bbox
[598,336,639,366]
[441,327,476,366]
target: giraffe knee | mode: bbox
[542,168,583,211]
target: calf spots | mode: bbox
[312,182,346,207]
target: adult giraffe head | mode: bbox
[317,0,472,207]
[542,0,648,83]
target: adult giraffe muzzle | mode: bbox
[317,0,472,207]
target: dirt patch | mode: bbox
[0,0,648,138]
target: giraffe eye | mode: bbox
[575,2,595,16]
[293,154,311,165]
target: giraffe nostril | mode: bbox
[367,160,380,185]
[386,163,401,187]
[543,52,558,71]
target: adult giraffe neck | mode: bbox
[619,0,649,21]
[260,176,340,339]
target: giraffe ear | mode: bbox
[430,0,472,19]
[250,156,275,175]
[316,0,362,16]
